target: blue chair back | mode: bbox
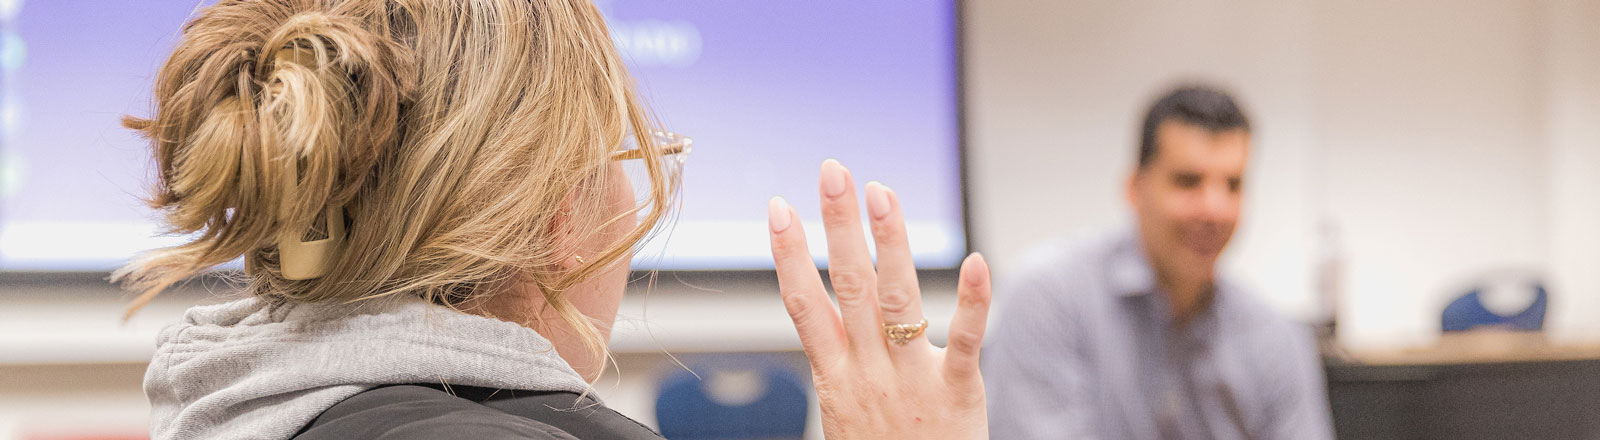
[1442,282,1548,332]
[654,357,808,440]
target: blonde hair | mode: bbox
[117,0,676,370]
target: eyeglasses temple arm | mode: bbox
[609,143,686,162]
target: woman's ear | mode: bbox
[548,190,584,270]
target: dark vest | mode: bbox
[294,384,665,439]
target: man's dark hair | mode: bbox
[1137,85,1251,169]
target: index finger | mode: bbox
[768,196,846,366]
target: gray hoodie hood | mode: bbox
[144,295,592,440]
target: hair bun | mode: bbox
[117,3,414,309]
[256,10,414,238]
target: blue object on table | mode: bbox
[1441,282,1547,332]
[654,358,809,440]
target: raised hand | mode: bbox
[767,159,992,439]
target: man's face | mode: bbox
[1128,120,1249,285]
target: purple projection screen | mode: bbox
[0,0,964,271]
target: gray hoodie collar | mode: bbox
[144,295,591,440]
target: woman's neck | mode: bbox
[458,282,612,383]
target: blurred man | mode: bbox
[985,85,1333,440]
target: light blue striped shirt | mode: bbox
[984,229,1333,440]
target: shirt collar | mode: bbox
[1108,228,1158,297]
[1110,228,1229,346]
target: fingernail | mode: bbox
[962,253,988,287]
[768,196,792,232]
[820,159,847,198]
[865,181,891,220]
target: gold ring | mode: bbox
[883,318,928,345]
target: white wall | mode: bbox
[1313,1,1552,349]
[966,0,1600,350]
[1544,0,1600,344]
